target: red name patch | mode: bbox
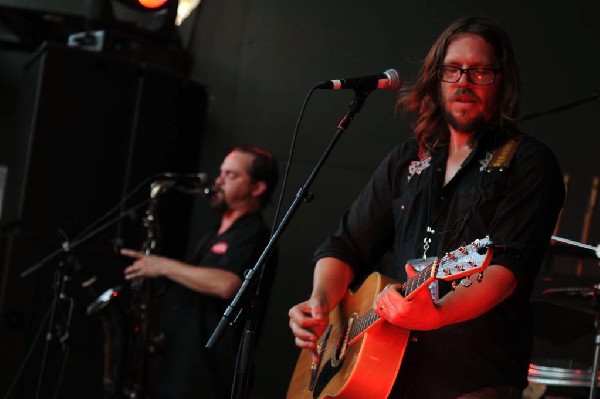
[210,241,228,255]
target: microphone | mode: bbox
[316,69,402,91]
[150,172,211,198]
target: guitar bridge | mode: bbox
[331,315,355,367]
[309,324,332,391]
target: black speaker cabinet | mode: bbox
[0,41,206,398]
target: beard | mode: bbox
[441,88,489,134]
[209,192,229,213]
[444,110,487,134]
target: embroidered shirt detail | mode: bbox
[407,156,432,181]
[479,151,493,171]
[211,241,229,255]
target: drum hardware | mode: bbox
[549,235,600,260]
[589,285,599,399]
[522,98,600,396]
[575,176,598,276]
[531,280,600,399]
[528,362,599,387]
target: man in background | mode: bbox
[122,144,279,398]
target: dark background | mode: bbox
[0,1,599,398]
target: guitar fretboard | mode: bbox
[346,238,491,343]
[399,261,436,298]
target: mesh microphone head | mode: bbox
[384,69,403,91]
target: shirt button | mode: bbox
[411,336,419,343]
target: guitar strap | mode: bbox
[486,133,525,170]
[447,133,525,256]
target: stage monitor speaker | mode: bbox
[0,41,206,398]
[2,41,205,242]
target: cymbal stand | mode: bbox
[577,176,598,276]
[590,283,599,399]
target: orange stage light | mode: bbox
[137,0,169,9]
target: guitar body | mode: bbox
[286,272,410,399]
[287,237,494,399]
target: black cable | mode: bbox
[230,83,320,399]
[270,84,319,232]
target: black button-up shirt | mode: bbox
[314,127,565,397]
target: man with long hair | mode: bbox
[288,16,564,398]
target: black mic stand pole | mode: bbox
[33,253,75,399]
[5,199,151,399]
[206,89,373,399]
[20,199,150,279]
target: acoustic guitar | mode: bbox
[286,237,493,399]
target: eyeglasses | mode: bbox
[437,65,502,85]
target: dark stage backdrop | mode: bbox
[1,1,599,398]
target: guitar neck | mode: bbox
[348,263,435,343]
[348,237,492,343]
[399,262,436,299]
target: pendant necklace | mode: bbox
[422,168,437,259]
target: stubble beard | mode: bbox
[444,109,487,134]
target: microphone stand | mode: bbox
[33,253,75,399]
[206,89,373,399]
[10,199,150,398]
[20,199,150,279]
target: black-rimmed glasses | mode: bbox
[437,65,502,85]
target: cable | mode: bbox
[270,84,319,233]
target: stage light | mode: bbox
[115,0,200,26]
[71,0,187,72]
[138,0,169,9]
[115,0,172,11]
[81,0,178,39]
[110,0,178,37]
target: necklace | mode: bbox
[423,225,435,259]
[422,162,438,259]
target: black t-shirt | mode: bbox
[314,128,565,398]
[156,212,274,399]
